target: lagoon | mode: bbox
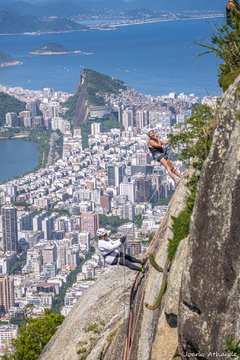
[0,139,39,183]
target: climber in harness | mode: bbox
[96,228,146,273]
[147,129,182,184]
[226,0,240,27]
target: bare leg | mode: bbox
[166,159,182,178]
[160,158,176,181]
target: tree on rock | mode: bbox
[3,309,64,360]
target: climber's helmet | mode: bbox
[147,129,155,137]
[96,228,108,238]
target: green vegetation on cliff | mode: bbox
[83,69,127,105]
[63,93,78,124]
[197,13,240,91]
[168,104,215,261]
[64,69,127,119]
[168,12,240,260]
[0,92,26,126]
[224,337,240,357]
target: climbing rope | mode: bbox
[123,241,127,325]
[122,208,170,360]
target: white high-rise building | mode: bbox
[120,182,135,202]
[5,113,18,127]
[135,110,149,129]
[1,206,18,253]
[91,123,102,135]
[122,109,134,129]
[42,245,57,264]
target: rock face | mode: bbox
[39,77,240,360]
[39,268,135,360]
[39,175,191,360]
[178,76,240,358]
[73,73,89,127]
[135,177,190,360]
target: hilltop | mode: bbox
[64,69,127,123]
[0,10,87,35]
[63,69,127,148]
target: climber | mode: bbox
[226,0,240,27]
[147,129,182,184]
[96,228,146,273]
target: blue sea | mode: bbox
[0,139,39,183]
[0,18,224,97]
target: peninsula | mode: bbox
[0,51,21,68]
[30,43,84,55]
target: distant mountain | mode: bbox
[0,0,92,17]
[0,0,223,17]
[64,69,126,148]
[64,69,127,126]
[35,1,91,17]
[0,1,37,16]
[0,10,87,34]
[24,0,223,11]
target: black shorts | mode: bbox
[153,152,167,161]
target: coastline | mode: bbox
[0,61,22,68]
[30,50,92,55]
[103,14,224,28]
[0,129,63,184]
[0,15,224,36]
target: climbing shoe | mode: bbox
[140,267,145,274]
[140,258,147,266]
[174,178,180,187]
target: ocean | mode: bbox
[0,18,224,97]
[0,18,224,183]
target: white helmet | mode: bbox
[146,128,154,136]
[96,228,108,237]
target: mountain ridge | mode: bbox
[0,9,87,34]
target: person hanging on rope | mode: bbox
[147,129,182,184]
[226,0,240,27]
[96,228,146,273]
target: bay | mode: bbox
[0,139,39,183]
[0,18,223,97]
